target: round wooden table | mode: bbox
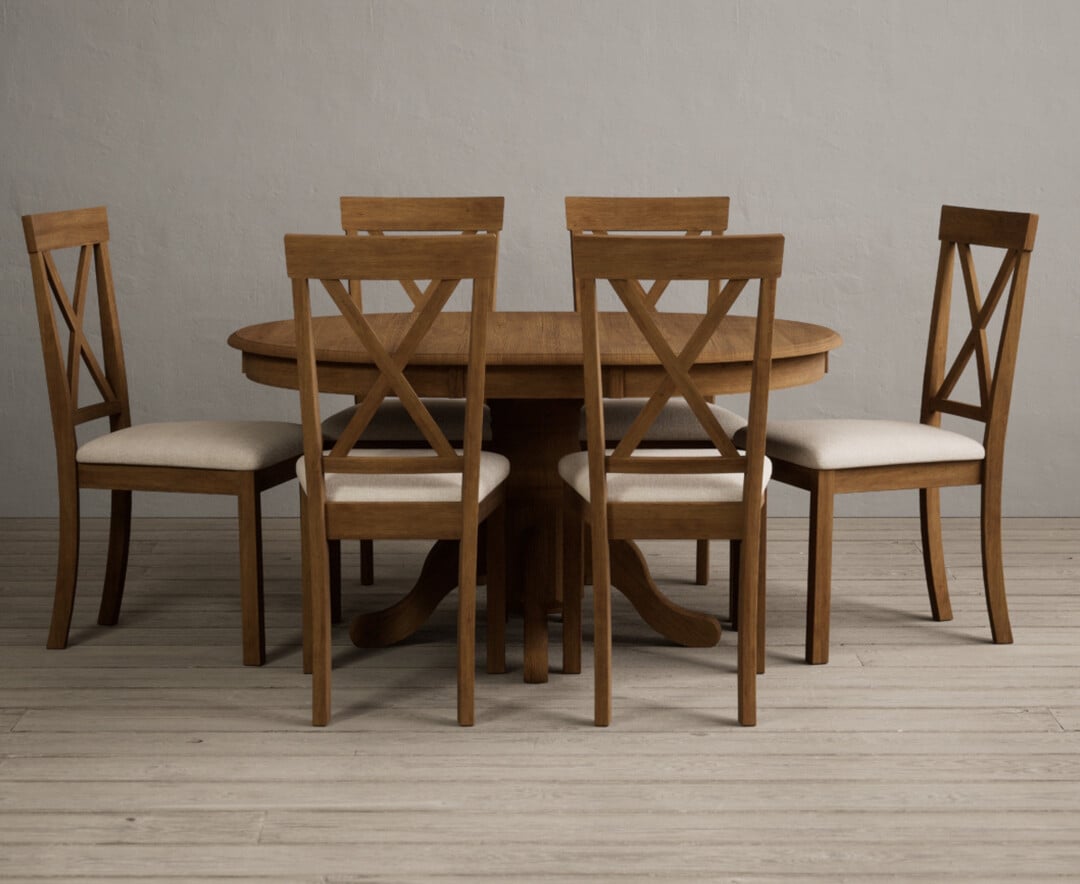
[229,311,842,682]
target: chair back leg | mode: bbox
[47,477,81,649]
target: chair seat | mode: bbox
[322,399,491,444]
[586,399,747,443]
[76,421,304,471]
[762,419,986,471]
[298,449,510,503]
[558,449,771,504]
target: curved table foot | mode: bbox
[349,540,460,648]
[609,540,722,647]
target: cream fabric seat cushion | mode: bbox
[322,399,491,443]
[76,421,304,471]
[583,399,747,443]
[558,449,771,504]
[298,449,510,503]
[762,419,986,471]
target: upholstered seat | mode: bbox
[297,449,509,502]
[77,421,304,471]
[322,399,491,444]
[758,419,984,471]
[559,449,770,503]
[591,400,746,444]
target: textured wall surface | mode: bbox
[2,0,1077,517]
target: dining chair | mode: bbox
[326,197,503,590]
[760,205,1038,664]
[559,232,784,726]
[565,197,747,588]
[285,231,508,726]
[22,206,304,665]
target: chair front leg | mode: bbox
[237,474,266,666]
[919,487,953,621]
[806,471,835,665]
[98,489,132,626]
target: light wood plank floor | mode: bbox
[1,516,1078,882]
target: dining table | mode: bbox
[228,310,842,683]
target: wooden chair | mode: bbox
[565,197,746,587]
[560,232,784,726]
[286,232,507,726]
[22,206,303,665]
[327,197,503,588]
[761,205,1038,664]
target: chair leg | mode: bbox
[302,491,333,727]
[806,471,834,665]
[97,489,132,626]
[981,473,1014,644]
[728,540,741,630]
[695,539,709,585]
[591,529,613,728]
[299,490,313,675]
[458,525,479,727]
[329,540,342,624]
[561,491,583,675]
[359,539,374,586]
[757,496,767,675]
[919,487,953,621]
[47,478,80,650]
[737,521,761,727]
[486,505,507,675]
[237,475,266,667]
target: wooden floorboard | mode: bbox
[1,516,1079,881]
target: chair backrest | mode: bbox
[571,233,783,512]
[566,197,731,309]
[921,205,1038,458]
[284,233,499,510]
[340,197,504,310]
[22,206,133,465]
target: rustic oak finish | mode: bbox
[22,207,298,666]
[767,205,1038,664]
[335,197,504,588]
[286,233,506,727]
[564,233,784,726]
[566,196,733,586]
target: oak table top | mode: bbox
[228,310,842,397]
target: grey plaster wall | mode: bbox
[2,0,1077,518]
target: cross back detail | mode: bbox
[340,197,504,311]
[284,234,498,480]
[571,233,784,479]
[22,207,130,434]
[922,206,1038,434]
